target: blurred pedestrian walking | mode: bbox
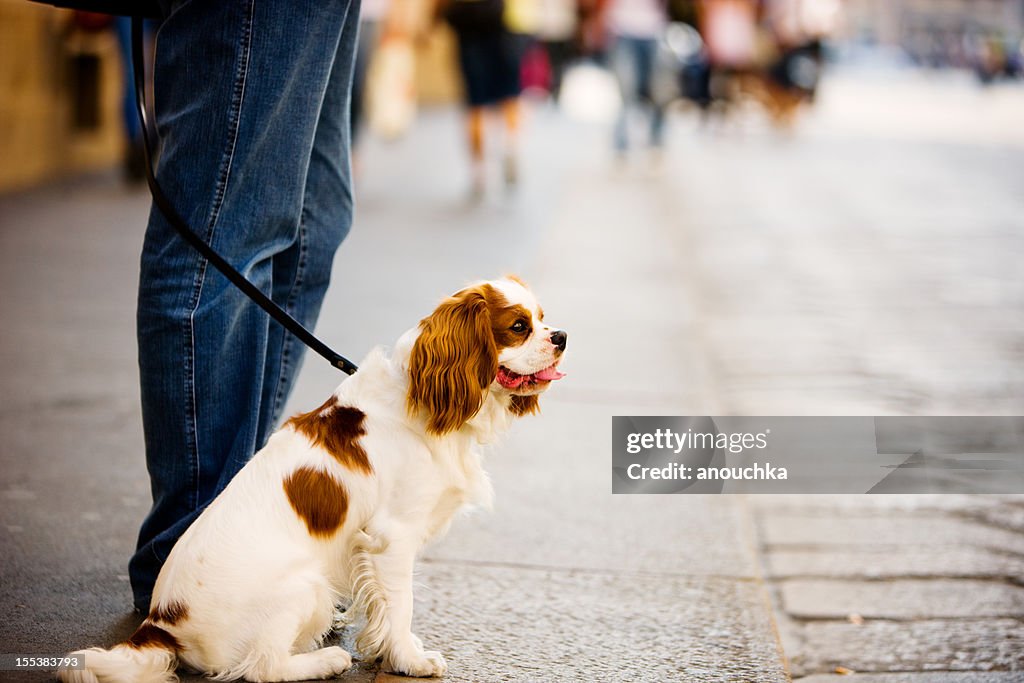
[442,0,528,198]
[601,0,669,158]
[536,0,579,100]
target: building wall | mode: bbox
[0,1,124,193]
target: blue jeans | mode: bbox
[130,0,360,611]
[611,36,666,151]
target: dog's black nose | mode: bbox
[550,330,567,351]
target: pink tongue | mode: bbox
[535,365,566,381]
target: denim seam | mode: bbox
[272,214,310,423]
[183,0,255,513]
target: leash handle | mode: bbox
[130,18,357,375]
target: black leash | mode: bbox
[130,18,358,375]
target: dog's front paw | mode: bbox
[385,649,447,678]
[319,646,354,676]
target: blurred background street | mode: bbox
[2,0,1024,680]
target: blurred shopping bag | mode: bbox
[366,36,417,141]
[558,61,621,124]
[521,43,552,93]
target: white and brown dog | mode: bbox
[61,277,566,683]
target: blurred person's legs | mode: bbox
[456,28,524,198]
[456,33,491,197]
[464,98,520,195]
[611,36,637,153]
[542,38,574,100]
[130,0,359,612]
[501,97,521,186]
[611,35,664,154]
[466,107,487,196]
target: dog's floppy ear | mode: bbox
[407,286,498,435]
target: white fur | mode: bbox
[61,279,563,682]
[58,645,176,683]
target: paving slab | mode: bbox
[780,579,1024,620]
[764,548,1024,580]
[792,619,1024,676]
[749,496,1020,515]
[759,514,1024,555]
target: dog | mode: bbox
[60,276,566,683]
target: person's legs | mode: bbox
[610,36,639,153]
[260,12,360,447]
[649,100,667,148]
[465,107,486,196]
[496,31,524,188]
[131,0,359,612]
[500,98,520,186]
[634,37,666,148]
[455,33,491,198]
[544,39,573,101]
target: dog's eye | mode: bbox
[511,320,528,333]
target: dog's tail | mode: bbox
[58,621,179,683]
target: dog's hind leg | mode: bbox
[230,574,351,682]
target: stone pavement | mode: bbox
[750,495,1024,680]
[647,68,1024,680]
[1,68,1023,682]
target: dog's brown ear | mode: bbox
[407,287,498,435]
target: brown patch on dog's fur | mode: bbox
[283,466,348,538]
[151,600,188,626]
[490,300,533,348]
[127,622,179,651]
[508,394,540,416]
[287,399,372,475]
